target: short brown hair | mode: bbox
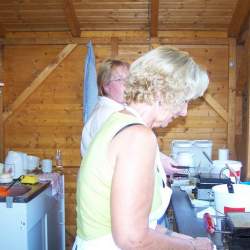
[97,59,129,96]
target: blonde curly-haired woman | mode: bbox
[74,46,212,250]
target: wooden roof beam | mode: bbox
[228,0,250,39]
[64,0,81,37]
[150,0,159,38]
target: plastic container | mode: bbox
[211,160,242,183]
[171,140,213,173]
[212,184,250,216]
[171,140,194,159]
[193,140,213,159]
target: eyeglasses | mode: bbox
[109,76,128,83]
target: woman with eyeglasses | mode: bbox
[81,59,129,157]
[74,46,212,250]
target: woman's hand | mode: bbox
[156,225,213,250]
[170,232,193,241]
[160,153,184,176]
[191,237,214,250]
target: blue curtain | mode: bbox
[83,41,98,123]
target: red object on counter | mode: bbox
[224,206,245,213]
[203,212,215,234]
[0,187,10,197]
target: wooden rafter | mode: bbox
[64,0,81,37]
[2,37,229,46]
[150,0,159,38]
[203,93,228,122]
[2,44,77,122]
[228,0,250,38]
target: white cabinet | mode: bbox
[0,177,65,250]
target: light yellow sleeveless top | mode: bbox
[76,112,165,240]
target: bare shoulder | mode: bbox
[108,125,158,171]
[114,124,157,147]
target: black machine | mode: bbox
[192,176,231,201]
[221,212,250,250]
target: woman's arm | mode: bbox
[109,125,212,250]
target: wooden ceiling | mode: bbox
[0,0,249,38]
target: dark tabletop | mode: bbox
[170,188,208,237]
[0,181,50,203]
[170,187,226,249]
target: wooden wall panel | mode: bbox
[3,35,230,249]
[4,46,63,107]
[3,45,115,167]
[4,45,83,166]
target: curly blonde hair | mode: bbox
[124,46,209,108]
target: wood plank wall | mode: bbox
[2,31,233,248]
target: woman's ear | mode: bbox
[155,97,163,107]
[153,100,161,112]
[102,84,109,96]
[155,93,163,106]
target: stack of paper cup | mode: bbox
[218,148,229,161]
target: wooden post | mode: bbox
[150,0,159,38]
[0,43,3,162]
[0,82,3,162]
[246,21,250,180]
[228,38,236,160]
[111,37,119,58]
